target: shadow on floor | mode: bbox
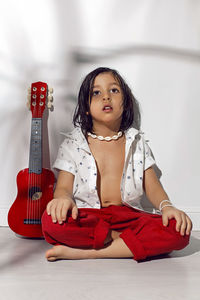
[169,234,200,258]
[0,235,48,273]
[0,229,199,271]
[137,234,200,263]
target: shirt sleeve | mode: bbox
[144,139,156,170]
[52,139,77,175]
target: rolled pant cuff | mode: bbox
[120,228,147,261]
[93,219,110,249]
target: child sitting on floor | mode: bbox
[42,67,192,262]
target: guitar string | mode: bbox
[35,93,39,224]
[41,86,46,222]
[40,101,42,223]
[32,95,35,224]
[31,90,37,224]
[32,90,35,224]
[27,87,32,224]
[26,85,46,225]
[35,114,37,224]
[35,89,39,224]
[39,86,45,224]
[32,115,34,224]
[26,132,29,223]
[37,89,41,224]
[38,86,44,224]
[41,86,47,223]
[38,90,42,224]
[33,98,36,224]
[34,107,37,224]
[27,88,32,225]
[36,108,38,224]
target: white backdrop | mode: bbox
[0,0,200,228]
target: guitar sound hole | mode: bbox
[29,187,42,200]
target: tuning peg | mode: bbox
[47,102,54,111]
[48,95,53,102]
[47,102,52,109]
[27,87,31,94]
[26,101,31,110]
[48,87,53,94]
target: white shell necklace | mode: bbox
[87,131,123,141]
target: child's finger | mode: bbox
[50,205,57,223]
[162,214,168,227]
[46,200,53,215]
[46,203,51,215]
[61,203,70,221]
[72,205,78,220]
[180,215,187,236]
[175,215,182,232]
[186,216,192,235]
[56,203,64,224]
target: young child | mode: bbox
[42,67,193,262]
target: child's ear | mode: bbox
[86,112,89,115]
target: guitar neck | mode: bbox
[29,118,42,174]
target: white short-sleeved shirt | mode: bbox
[53,126,161,215]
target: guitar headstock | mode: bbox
[27,82,54,117]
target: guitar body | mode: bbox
[8,168,54,238]
[8,81,55,238]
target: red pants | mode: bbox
[41,205,190,262]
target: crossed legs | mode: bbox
[42,206,190,262]
[45,230,133,261]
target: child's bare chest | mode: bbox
[87,136,126,206]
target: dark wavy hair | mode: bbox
[73,67,141,137]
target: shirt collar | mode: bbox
[60,126,141,153]
[60,128,90,153]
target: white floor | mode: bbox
[0,227,200,300]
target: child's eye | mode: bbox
[92,90,100,96]
[110,88,119,93]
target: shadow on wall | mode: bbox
[56,41,200,141]
[72,44,200,65]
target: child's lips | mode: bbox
[102,105,113,112]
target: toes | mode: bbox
[45,245,81,261]
[45,247,57,260]
[47,256,57,262]
[45,245,66,261]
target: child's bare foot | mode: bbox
[45,231,123,261]
[45,245,93,261]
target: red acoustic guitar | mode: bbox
[8,82,55,238]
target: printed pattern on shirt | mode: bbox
[53,127,157,212]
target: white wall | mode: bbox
[0,0,200,229]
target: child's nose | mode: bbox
[103,94,111,101]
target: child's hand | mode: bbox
[161,206,193,236]
[46,197,78,224]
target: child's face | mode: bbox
[88,72,124,128]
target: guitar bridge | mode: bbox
[23,219,41,225]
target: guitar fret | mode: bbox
[29,118,42,174]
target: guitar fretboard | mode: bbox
[29,118,42,174]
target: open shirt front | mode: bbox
[53,126,161,215]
